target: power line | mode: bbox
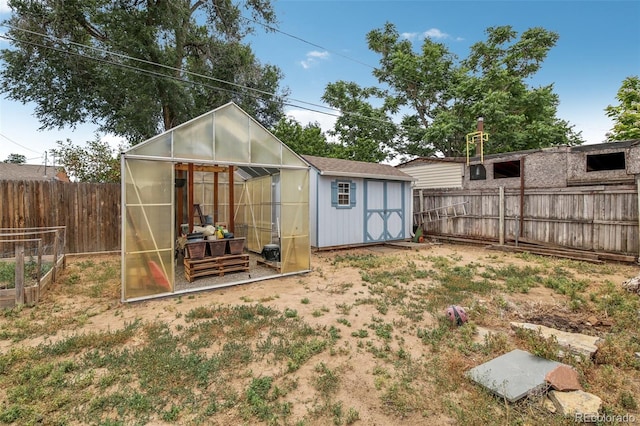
[1,23,342,115]
[0,132,42,154]
[0,18,406,133]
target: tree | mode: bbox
[1,0,287,144]
[3,153,26,163]
[605,76,640,141]
[321,81,396,162]
[271,117,341,158]
[51,136,122,183]
[355,24,584,158]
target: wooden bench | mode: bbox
[183,254,249,282]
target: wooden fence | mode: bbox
[415,185,639,257]
[0,180,121,254]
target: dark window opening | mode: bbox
[470,164,486,180]
[586,152,626,172]
[494,160,521,179]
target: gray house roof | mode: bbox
[0,163,68,181]
[302,155,414,181]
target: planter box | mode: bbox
[226,238,245,255]
[207,240,227,257]
[185,241,206,260]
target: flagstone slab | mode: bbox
[510,322,601,358]
[548,390,602,417]
[466,349,564,402]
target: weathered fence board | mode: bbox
[416,186,639,256]
[0,180,121,253]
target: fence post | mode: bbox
[52,231,58,283]
[15,244,24,306]
[637,175,640,263]
[36,239,42,284]
[499,186,505,245]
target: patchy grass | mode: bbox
[0,248,638,425]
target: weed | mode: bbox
[284,308,298,318]
[337,318,351,327]
[312,362,339,397]
[351,329,368,338]
[301,297,310,304]
[336,303,352,315]
[619,391,637,410]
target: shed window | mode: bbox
[494,160,521,179]
[586,152,626,172]
[331,180,356,209]
[469,164,486,180]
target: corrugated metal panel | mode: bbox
[316,177,364,247]
[309,169,318,247]
[402,163,463,189]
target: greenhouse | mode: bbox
[121,103,310,302]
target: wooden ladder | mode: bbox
[193,204,206,225]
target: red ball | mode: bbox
[446,305,468,326]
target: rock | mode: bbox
[585,315,599,326]
[622,275,640,293]
[543,396,557,413]
[635,352,640,360]
[599,319,613,327]
[545,365,582,391]
[510,322,602,358]
[548,390,602,418]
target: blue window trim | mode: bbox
[331,179,356,209]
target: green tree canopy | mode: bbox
[1,0,287,144]
[3,153,26,163]
[271,116,342,158]
[334,23,583,160]
[605,76,640,141]
[321,81,396,162]
[51,137,122,183]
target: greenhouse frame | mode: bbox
[121,103,310,302]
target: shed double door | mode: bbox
[364,180,405,243]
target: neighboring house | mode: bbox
[462,140,640,190]
[407,140,640,257]
[303,155,415,249]
[396,156,465,189]
[0,163,70,182]
[397,140,640,191]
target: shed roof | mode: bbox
[396,157,466,168]
[302,155,414,181]
[0,163,67,181]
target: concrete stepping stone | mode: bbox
[510,322,601,358]
[466,349,565,402]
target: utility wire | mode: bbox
[0,19,408,133]
[1,23,343,116]
[0,132,42,154]
[0,30,350,126]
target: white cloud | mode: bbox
[299,50,329,69]
[423,28,448,39]
[0,0,10,14]
[401,32,419,41]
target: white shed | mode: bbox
[303,155,415,249]
[396,157,464,189]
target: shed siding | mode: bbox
[315,176,365,247]
[401,163,462,189]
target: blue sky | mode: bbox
[1,0,639,165]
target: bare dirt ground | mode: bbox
[2,242,640,425]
